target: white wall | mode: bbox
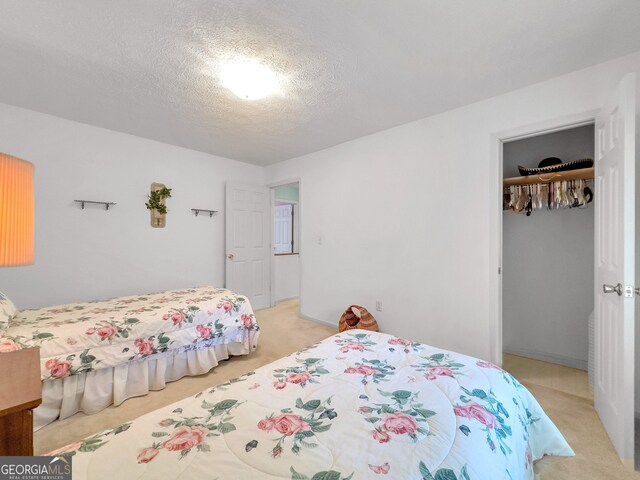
[0,103,264,309]
[265,50,640,362]
[502,125,594,370]
[274,255,300,301]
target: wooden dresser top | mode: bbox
[0,347,42,417]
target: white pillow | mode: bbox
[0,291,18,331]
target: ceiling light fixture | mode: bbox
[219,60,282,100]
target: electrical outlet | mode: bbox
[375,300,382,312]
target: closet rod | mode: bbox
[503,167,593,187]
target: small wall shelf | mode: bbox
[191,208,218,217]
[503,167,594,187]
[74,200,116,210]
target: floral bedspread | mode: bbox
[0,287,259,381]
[50,331,572,479]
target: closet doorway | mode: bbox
[270,181,300,306]
[502,124,595,378]
[493,74,636,469]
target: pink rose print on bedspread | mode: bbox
[333,332,376,355]
[170,312,185,325]
[134,338,154,356]
[387,336,423,353]
[241,314,253,327]
[40,349,100,380]
[97,325,117,340]
[196,324,212,340]
[345,365,380,376]
[271,357,329,390]
[453,402,498,429]
[258,414,311,436]
[85,317,140,343]
[343,358,395,385]
[382,412,419,435]
[387,337,411,346]
[162,426,209,451]
[412,352,465,381]
[217,301,233,312]
[258,396,335,458]
[372,429,391,443]
[137,447,159,464]
[0,340,21,352]
[423,366,454,380]
[286,372,311,384]
[359,389,432,443]
[454,386,513,456]
[161,305,206,328]
[340,342,365,353]
[136,396,242,463]
[476,360,502,371]
[45,358,72,378]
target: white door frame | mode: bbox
[268,178,302,313]
[489,110,598,366]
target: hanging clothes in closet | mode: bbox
[504,179,593,216]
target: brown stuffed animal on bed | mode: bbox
[338,305,379,332]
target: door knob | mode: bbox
[602,283,622,295]
[227,253,235,260]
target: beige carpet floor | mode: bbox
[35,300,638,479]
[503,354,639,479]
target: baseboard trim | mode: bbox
[299,313,337,329]
[275,296,300,303]
[503,347,587,371]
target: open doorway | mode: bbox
[271,182,300,304]
[502,124,595,371]
[501,124,596,410]
[490,75,636,469]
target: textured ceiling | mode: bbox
[1,1,640,165]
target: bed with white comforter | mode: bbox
[0,286,260,429]
[50,330,572,479]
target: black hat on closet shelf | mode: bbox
[517,157,593,176]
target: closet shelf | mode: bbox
[503,167,593,187]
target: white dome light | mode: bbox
[219,60,282,100]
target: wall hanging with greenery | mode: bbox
[146,183,172,228]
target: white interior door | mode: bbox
[274,204,293,253]
[594,73,635,467]
[225,183,271,310]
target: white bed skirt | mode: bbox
[34,341,250,430]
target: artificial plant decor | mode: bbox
[147,183,172,228]
[145,186,172,214]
